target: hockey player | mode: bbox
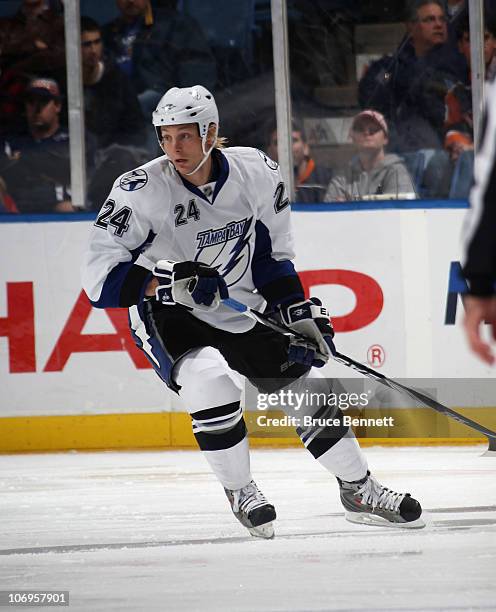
[82,85,423,538]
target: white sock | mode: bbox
[317,434,368,482]
[202,435,251,490]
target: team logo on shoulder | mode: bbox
[196,217,252,287]
[256,149,279,171]
[119,169,148,191]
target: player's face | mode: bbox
[411,3,448,49]
[160,125,205,175]
[351,119,388,151]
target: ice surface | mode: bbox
[1,446,495,611]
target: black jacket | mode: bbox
[84,62,147,150]
[103,8,217,95]
[1,128,70,213]
[359,39,465,152]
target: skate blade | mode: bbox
[248,522,275,539]
[345,511,426,529]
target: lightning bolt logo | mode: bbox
[221,217,252,278]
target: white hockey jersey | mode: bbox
[81,146,303,333]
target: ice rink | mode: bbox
[1,445,495,611]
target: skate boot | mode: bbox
[338,471,425,529]
[224,480,276,539]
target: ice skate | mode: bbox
[338,471,425,529]
[224,480,276,539]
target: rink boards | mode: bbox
[1,205,495,451]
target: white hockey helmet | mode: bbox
[152,85,219,175]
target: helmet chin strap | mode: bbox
[184,127,218,176]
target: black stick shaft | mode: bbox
[222,298,496,448]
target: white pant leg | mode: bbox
[280,368,368,482]
[175,347,251,490]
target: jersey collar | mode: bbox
[178,149,230,205]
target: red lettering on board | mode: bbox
[299,269,383,332]
[0,282,36,372]
[44,291,151,372]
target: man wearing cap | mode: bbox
[0,0,66,137]
[0,77,74,213]
[324,110,415,201]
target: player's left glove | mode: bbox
[278,297,335,367]
[153,260,228,311]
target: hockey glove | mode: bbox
[153,260,228,311]
[279,297,335,367]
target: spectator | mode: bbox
[440,17,496,198]
[81,16,146,150]
[266,119,333,203]
[358,0,465,152]
[80,16,149,209]
[457,16,496,82]
[324,110,416,201]
[444,17,496,143]
[103,0,217,118]
[0,0,65,76]
[0,77,74,214]
[0,0,66,136]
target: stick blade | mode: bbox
[481,437,496,456]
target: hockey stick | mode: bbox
[222,297,496,454]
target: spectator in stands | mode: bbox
[0,0,65,76]
[266,119,333,203]
[324,110,416,202]
[103,0,217,118]
[358,0,465,152]
[0,0,66,136]
[81,16,146,150]
[439,17,496,198]
[0,77,74,213]
[457,16,496,81]
[80,16,149,209]
[444,16,496,143]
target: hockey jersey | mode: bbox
[81,146,304,332]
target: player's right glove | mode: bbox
[153,260,228,311]
[278,297,335,367]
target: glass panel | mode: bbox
[285,1,487,204]
[0,0,71,213]
[76,0,275,211]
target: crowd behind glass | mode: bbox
[0,0,495,213]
